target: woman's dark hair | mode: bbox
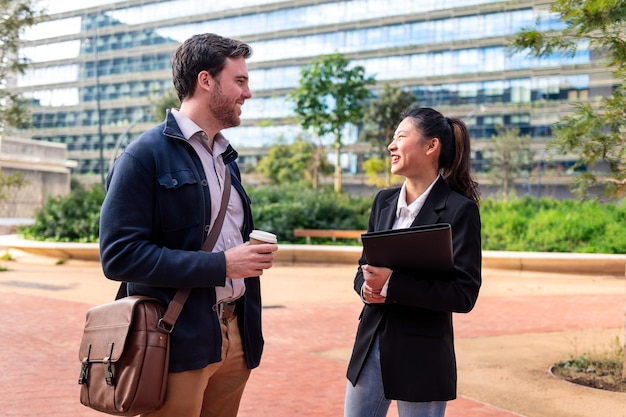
[171,33,253,102]
[400,107,480,204]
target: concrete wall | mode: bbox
[0,136,74,223]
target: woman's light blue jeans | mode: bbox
[344,336,447,417]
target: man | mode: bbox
[99,33,278,417]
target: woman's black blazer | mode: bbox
[346,177,482,402]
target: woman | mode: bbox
[344,107,482,417]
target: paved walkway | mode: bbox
[0,250,624,417]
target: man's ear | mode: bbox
[197,70,212,91]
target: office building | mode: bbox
[15,0,617,194]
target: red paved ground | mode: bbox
[0,259,623,417]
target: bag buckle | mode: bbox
[104,343,116,386]
[157,318,174,333]
[105,360,116,386]
[78,345,91,385]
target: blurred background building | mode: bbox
[0,136,74,221]
[13,0,618,196]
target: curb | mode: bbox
[0,235,100,262]
[481,250,625,276]
[0,235,624,277]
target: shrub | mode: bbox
[247,183,371,243]
[19,183,104,242]
[480,197,626,254]
[17,181,626,254]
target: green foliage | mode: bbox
[0,250,11,272]
[256,138,332,186]
[0,170,26,202]
[553,86,626,199]
[553,336,625,392]
[361,156,403,188]
[508,0,626,199]
[485,125,534,201]
[288,53,376,192]
[247,183,371,243]
[289,53,375,141]
[359,84,418,188]
[360,84,418,156]
[15,180,626,254]
[19,183,105,242]
[361,157,387,188]
[0,0,44,133]
[151,88,180,122]
[480,196,626,253]
[4,95,31,129]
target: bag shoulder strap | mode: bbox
[202,166,231,252]
[115,164,233,330]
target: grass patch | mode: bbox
[552,337,625,393]
[0,251,12,271]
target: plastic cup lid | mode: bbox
[249,229,277,243]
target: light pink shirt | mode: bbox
[171,109,245,303]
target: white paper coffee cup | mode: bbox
[249,230,277,245]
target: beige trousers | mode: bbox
[142,313,251,417]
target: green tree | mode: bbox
[256,137,332,186]
[485,126,534,201]
[288,53,375,193]
[359,84,418,187]
[361,157,384,187]
[0,0,43,134]
[151,88,180,122]
[0,170,26,202]
[509,0,626,200]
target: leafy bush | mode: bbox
[480,196,626,254]
[19,183,104,243]
[17,181,626,254]
[247,183,371,243]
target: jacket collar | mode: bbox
[413,176,449,226]
[161,109,239,164]
[380,176,450,229]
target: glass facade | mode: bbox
[16,0,615,180]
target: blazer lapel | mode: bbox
[412,177,449,226]
[379,191,400,230]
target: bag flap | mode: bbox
[78,296,153,363]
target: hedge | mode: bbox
[18,183,626,254]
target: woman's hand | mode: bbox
[362,264,391,303]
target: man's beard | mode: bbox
[209,83,240,129]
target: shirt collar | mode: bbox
[396,175,440,219]
[170,108,230,155]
